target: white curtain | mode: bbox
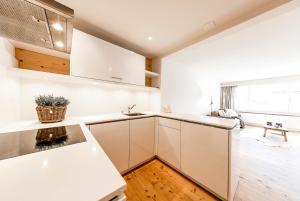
[220,86,236,109]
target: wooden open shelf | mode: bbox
[15,48,70,75]
[145,58,159,87]
[145,70,159,78]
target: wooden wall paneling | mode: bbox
[15,48,70,75]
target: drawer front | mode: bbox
[159,117,181,130]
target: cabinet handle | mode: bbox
[111,76,123,80]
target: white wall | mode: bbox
[18,77,160,120]
[0,38,20,126]
[0,38,160,123]
[160,1,300,129]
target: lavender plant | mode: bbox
[35,95,70,107]
[53,96,70,107]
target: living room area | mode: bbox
[215,75,300,136]
[159,1,300,200]
[221,78,300,201]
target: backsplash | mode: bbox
[18,77,160,120]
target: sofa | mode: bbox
[210,109,245,129]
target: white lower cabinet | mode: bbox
[129,118,155,168]
[90,117,231,200]
[181,122,229,200]
[90,118,155,173]
[157,118,181,169]
[90,121,130,173]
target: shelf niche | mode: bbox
[145,58,159,88]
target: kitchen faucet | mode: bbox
[127,104,136,114]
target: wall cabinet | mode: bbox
[70,29,112,81]
[157,118,181,169]
[71,29,145,86]
[109,43,145,85]
[181,122,229,200]
[129,117,155,167]
[90,121,130,173]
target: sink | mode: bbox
[123,113,145,116]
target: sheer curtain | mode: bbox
[220,86,236,109]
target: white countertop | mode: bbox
[157,113,237,129]
[0,113,153,133]
[0,112,236,201]
[0,124,126,201]
[0,112,236,134]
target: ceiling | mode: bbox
[56,0,288,58]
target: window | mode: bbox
[290,82,300,114]
[235,81,300,115]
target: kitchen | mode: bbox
[0,0,299,201]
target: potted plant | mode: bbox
[35,95,70,123]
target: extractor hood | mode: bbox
[0,0,74,53]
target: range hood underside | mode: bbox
[0,0,73,53]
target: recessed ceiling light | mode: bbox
[148,36,153,41]
[42,159,48,167]
[52,23,63,31]
[55,41,64,48]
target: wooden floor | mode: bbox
[123,126,300,201]
[234,127,300,201]
[123,159,217,201]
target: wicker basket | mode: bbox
[36,106,67,123]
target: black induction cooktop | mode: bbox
[0,125,86,160]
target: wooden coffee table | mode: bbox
[263,125,288,142]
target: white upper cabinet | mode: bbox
[71,29,145,86]
[70,29,111,81]
[109,43,145,85]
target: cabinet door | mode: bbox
[129,118,155,167]
[122,52,145,86]
[157,125,181,169]
[108,44,127,83]
[90,121,129,173]
[181,122,229,200]
[70,29,111,81]
[109,44,145,86]
[71,29,145,86]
